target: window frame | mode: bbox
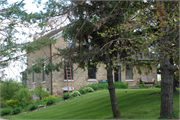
[88,67,96,79]
[42,62,46,81]
[32,64,36,83]
[64,67,73,80]
[125,66,133,79]
[22,72,27,85]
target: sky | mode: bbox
[2,0,70,82]
[1,0,46,82]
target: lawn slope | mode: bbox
[2,88,179,119]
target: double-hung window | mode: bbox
[43,62,46,81]
[22,72,27,85]
[126,66,133,79]
[64,67,73,79]
[32,64,36,82]
[88,68,96,79]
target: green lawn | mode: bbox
[2,88,179,119]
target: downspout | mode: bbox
[50,44,52,95]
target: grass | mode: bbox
[2,88,179,119]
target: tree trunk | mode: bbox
[105,47,120,118]
[157,1,175,118]
[99,1,120,118]
[160,59,174,118]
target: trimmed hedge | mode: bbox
[1,107,12,116]
[26,104,38,111]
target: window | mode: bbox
[32,64,36,82]
[43,63,46,81]
[22,72,27,85]
[88,68,96,79]
[33,72,35,82]
[126,67,133,79]
[64,68,73,79]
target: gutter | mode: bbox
[50,44,52,95]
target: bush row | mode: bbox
[139,82,161,88]
[62,82,128,100]
[62,87,94,100]
[1,95,60,116]
[88,82,128,91]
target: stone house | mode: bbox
[22,28,157,97]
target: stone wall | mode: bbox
[26,36,157,97]
[51,37,108,97]
[26,44,51,94]
[121,64,157,87]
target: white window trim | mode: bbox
[64,80,74,82]
[32,63,36,82]
[32,82,36,84]
[43,62,46,82]
[42,88,46,91]
[42,81,46,84]
[87,79,97,82]
[125,80,134,82]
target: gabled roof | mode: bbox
[37,23,73,40]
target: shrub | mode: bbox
[139,82,145,88]
[12,107,21,115]
[89,83,108,90]
[41,95,58,102]
[13,87,32,104]
[154,84,161,88]
[1,107,12,116]
[83,87,94,93]
[6,99,19,108]
[46,98,56,106]
[78,88,87,94]
[114,82,128,89]
[1,100,8,108]
[26,104,38,111]
[19,98,27,108]
[88,84,98,91]
[70,91,81,97]
[35,100,46,106]
[62,93,70,100]
[1,79,21,100]
[34,86,50,100]
[27,100,35,105]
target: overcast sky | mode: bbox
[2,0,46,82]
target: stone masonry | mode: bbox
[26,35,157,97]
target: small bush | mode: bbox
[34,86,50,100]
[114,82,128,89]
[139,82,145,88]
[26,104,38,111]
[70,91,81,97]
[1,79,21,100]
[88,84,99,91]
[6,99,19,108]
[42,95,58,102]
[27,100,35,105]
[46,98,56,106]
[13,87,32,105]
[83,87,94,93]
[62,93,70,100]
[1,107,12,116]
[78,88,87,94]
[19,98,27,108]
[154,84,161,88]
[35,100,47,106]
[12,107,21,115]
[90,83,108,90]
[1,100,8,108]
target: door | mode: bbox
[114,67,121,82]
